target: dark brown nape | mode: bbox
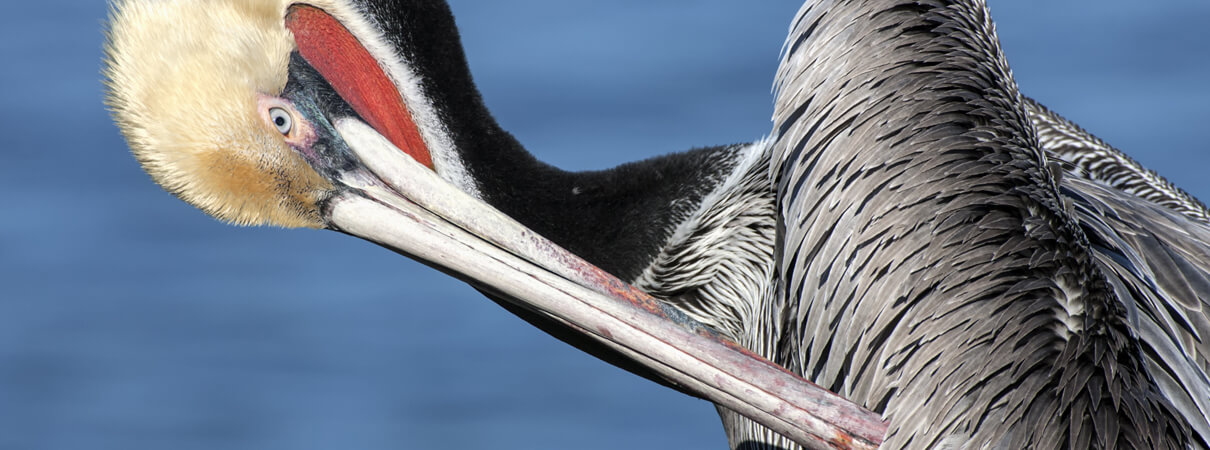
[349,0,743,281]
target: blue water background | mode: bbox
[2,0,1207,448]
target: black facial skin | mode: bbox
[280,52,367,183]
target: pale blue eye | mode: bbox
[269,107,292,135]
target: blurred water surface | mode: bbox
[0,0,1207,449]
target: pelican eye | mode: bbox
[269,107,293,135]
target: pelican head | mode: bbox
[106,0,329,227]
[101,0,886,447]
[105,0,456,228]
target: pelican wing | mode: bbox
[767,0,1200,448]
[1026,98,1210,223]
[769,0,1065,445]
[1030,104,1210,441]
[1065,176,1210,441]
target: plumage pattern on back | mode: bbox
[1030,98,1210,444]
[1026,99,1210,223]
[623,1,1210,448]
[1062,170,1210,443]
[765,0,1198,447]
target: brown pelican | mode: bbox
[103,0,1209,448]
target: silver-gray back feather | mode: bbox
[1025,99,1210,224]
[628,1,1210,448]
[764,0,1201,448]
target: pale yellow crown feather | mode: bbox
[103,0,332,228]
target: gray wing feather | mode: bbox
[767,0,1201,448]
[1057,150,1210,443]
[1027,95,1210,442]
[1026,98,1210,223]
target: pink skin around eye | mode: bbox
[257,94,319,159]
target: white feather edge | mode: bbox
[308,0,482,199]
[633,136,774,285]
